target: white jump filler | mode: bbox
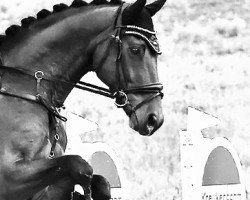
[180,107,246,200]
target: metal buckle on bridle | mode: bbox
[111,34,121,43]
[111,33,122,61]
[35,70,44,80]
[48,151,54,159]
[113,91,128,108]
[35,70,44,94]
[54,133,60,141]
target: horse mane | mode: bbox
[0,0,123,46]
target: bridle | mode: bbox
[93,3,164,116]
[0,3,163,159]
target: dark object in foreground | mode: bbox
[72,175,111,200]
[91,175,111,200]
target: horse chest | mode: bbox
[0,97,66,161]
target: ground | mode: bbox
[1,0,250,199]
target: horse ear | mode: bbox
[123,0,147,23]
[145,0,167,16]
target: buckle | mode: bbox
[113,91,128,108]
[35,71,44,80]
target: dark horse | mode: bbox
[0,0,166,199]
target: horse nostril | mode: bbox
[147,114,158,129]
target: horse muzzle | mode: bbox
[128,100,164,136]
[129,110,164,136]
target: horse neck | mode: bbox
[0,6,118,106]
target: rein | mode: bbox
[0,65,114,98]
[0,63,162,114]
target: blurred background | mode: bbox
[1,0,250,199]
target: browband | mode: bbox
[117,25,161,54]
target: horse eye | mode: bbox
[130,47,140,55]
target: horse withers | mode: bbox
[0,0,166,199]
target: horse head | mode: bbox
[91,0,166,136]
[0,0,166,136]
